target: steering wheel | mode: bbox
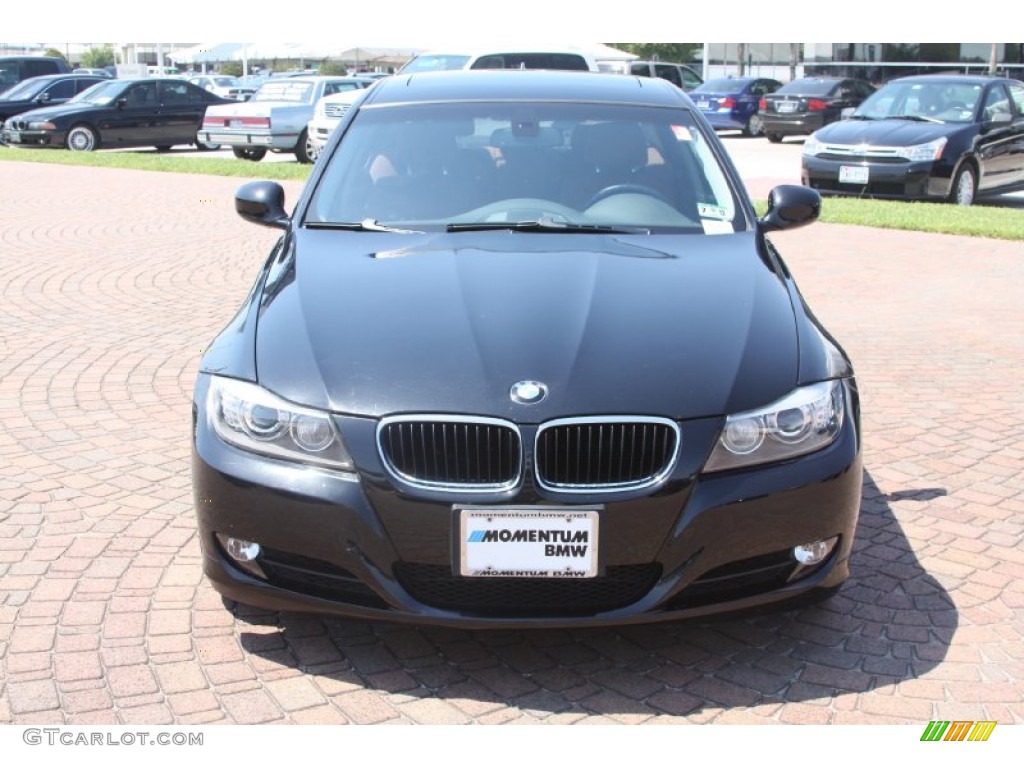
[586,184,673,209]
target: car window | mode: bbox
[1,77,47,100]
[630,63,651,77]
[982,84,1012,121]
[679,67,702,89]
[855,81,983,123]
[160,81,191,105]
[251,80,314,103]
[694,79,745,93]
[470,53,590,71]
[75,78,101,94]
[45,79,76,100]
[307,101,742,234]
[654,64,682,88]
[400,55,471,73]
[125,82,158,107]
[1006,83,1024,116]
[25,60,56,78]
[776,79,837,96]
[323,81,362,97]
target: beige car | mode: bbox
[306,87,370,162]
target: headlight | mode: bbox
[802,135,824,157]
[703,380,846,472]
[27,121,56,130]
[896,137,946,162]
[207,376,354,472]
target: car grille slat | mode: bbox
[378,417,521,490]
[535,418,679,492]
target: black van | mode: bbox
[0,56,71,96]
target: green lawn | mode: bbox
[2,146,1022,240]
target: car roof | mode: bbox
[366,70,687,107]
[889,74,1016,85]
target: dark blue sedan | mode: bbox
[691,76,782,136]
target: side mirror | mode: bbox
[840,106,856,119]
[36,92,51,104]
[116,97,128,108]
[758,185,821,233]
[236,180,290,230]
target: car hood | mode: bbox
[9,102,97,122]
[254,230,799,421]
[814,118,965,146]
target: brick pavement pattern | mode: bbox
[0,162,1022,725]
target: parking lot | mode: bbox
[0,149,1022,727]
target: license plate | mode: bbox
[697,100,711,109]
[839,165,869,184]
[208,133,235,143]
[778,101,798,113]
[458,507,599,578]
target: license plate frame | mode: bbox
[778,101,798,113]
[457,507,599,578]
[839,165,870,184]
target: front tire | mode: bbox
[294,129,313,164]
[232,147,267,162]
[949,164,977,206]
[767,132,783,144]
[743,114,764,137]
[195,137,220,151]
[66,124,98,152]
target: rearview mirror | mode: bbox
[236,180,290,230]
[758,185,821,233]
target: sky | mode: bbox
[3,3,998,48]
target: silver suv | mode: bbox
[597,60,703,91]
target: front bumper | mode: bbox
[802,156,950,200]
[1,127,61,147]
[192,376,862,628]
[198,128,298,151]
[306,118,337,152]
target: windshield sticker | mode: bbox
[671,125,693,141]
[701,219,735,235]
[697,203,730,220]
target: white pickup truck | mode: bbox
[199,76,373,163]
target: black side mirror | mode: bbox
[116,97,128,108]
[236,180,290,230]
[758,185,821,233]
[36,92,51,104]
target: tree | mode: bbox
[220,61,243,77]
[317,60,348,76]
[45,47,67,62]
[607,44,701,63]
[81,44,116,69]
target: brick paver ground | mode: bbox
[0,161,1021,725]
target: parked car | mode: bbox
[0,74,107,127]
[306,87,371,162]
[597,59,703,91]
[802,75,1024,206]
[1,78,233,151]
[691,76,783,136]
[186,74,255,101]
[192,70,861,628]
[72,68,113,78]
[199,76,374,163]
[398,48,599,73]
[760,77,875,142]
[0,55,71,96]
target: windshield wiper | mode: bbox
[306,219,425,233]
[846,114,876,120]
[446,218,649,234]
[891,114,943,124]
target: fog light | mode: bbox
[218,534,261,561]
[793,536,838,566]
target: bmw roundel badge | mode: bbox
[510,380,548,405]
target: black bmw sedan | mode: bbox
[192,70,862,628]
[1,77,233,151]
[802,75,1024,205]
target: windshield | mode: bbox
[693,78,751,93]
[251,81,314,103]
[212,77,236,87]
[777,79,839,96]
[399,55,471,73]
[855,81,982,123]
[307,101,743,234]
[70,80,127,105]
[0,77,47,100]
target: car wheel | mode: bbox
[767,132,783,144]
[294,129,313,164]
[155,145,173,152]
[66,124,98,152]
[949,164,977,206]
[232,147,267,162]
[743,114,764,138]
[196,137,220,151]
